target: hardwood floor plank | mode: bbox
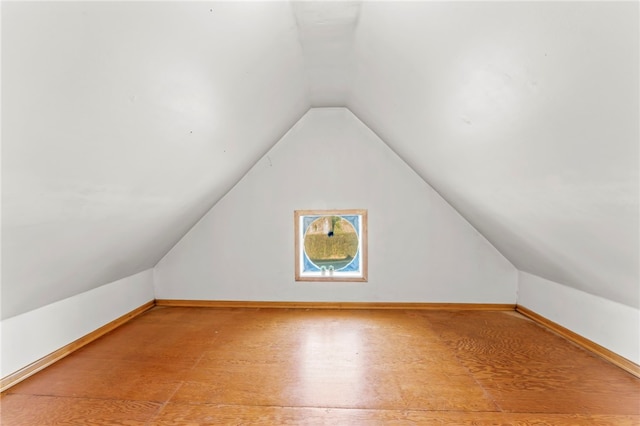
[392,367,499,411]
[175,364,408,409]
[421,310,640,415]
[148,403,640,426]
[74,320,218,367]
[517,305,640,377]
[6,357,188,402]
[2,307,638,424]
[0,394,161,426]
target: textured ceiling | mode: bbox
[2,1,638,319]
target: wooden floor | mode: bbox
[1,307,639,425]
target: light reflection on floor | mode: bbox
[295,318,365,406]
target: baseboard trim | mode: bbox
[4,300,635,392]
[516,305,640,378]
[0,300,155,393]
[154,299,516,311]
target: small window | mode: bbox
[294,209,367,281]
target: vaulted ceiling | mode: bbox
[2,1,638,319]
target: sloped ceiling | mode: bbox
[1,1,309,318]
[345,1,638,309]
[2,1,638,319]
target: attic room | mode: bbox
[1,0,638,424]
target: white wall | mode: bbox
[1,269,154,378]
[2,1,309,320]
[518,271,640,364]
[349,1,639,310]
[155,108,517,303]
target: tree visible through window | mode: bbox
[295,210,367,281]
